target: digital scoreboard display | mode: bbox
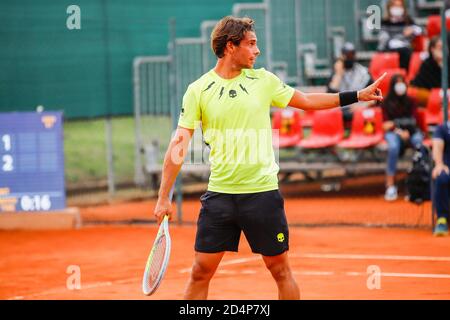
[0,112,66,212]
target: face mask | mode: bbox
[344,59,355,70]
[394,82,407,96]
[433,49,443,63]
[390,7,405,18]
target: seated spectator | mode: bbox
[382,74,423,201]
[410,36,450,106]
[327,42,373,128]
[378,0,422,71]
[431,124,450,236]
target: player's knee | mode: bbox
[190,262,215,282]
[267,263,292,282]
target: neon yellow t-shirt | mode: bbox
[178,68,295,194]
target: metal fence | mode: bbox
[200,20,219,72]
[174,38,206,109]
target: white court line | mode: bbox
[7,277,140,300]
[180,268,450,280]
[179,253,450,274]
[346,272,450,279]
[179,256,261,273]
[296,253,450,262]
[294,271,335,276]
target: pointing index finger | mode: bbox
[374,72,387,86]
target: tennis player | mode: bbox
[154,16,386,300]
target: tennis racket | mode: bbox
[142,187,173,296]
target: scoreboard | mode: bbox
[0,112,66,212]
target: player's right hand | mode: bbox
[154,196,173,225]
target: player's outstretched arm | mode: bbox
[288,72,386,110]
[154,126,194,224]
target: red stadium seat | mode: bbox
[369,52,400,79]
[297,108,344,149]
[299,110,315,127]
[407,51,428,82]
[427,15,450,38]
[407,86,419,101]
[338,107,384,149]
[412,34,426,52]
[425,88,450,125]
[272,109,302,148]
[415,108,432,147]
[378,68,408,96]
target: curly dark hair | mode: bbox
[211,16,255,58]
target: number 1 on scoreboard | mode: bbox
[2,134,11,151]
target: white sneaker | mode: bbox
[384,186,398,201]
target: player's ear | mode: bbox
[225,40,235,55]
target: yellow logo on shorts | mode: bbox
[277,233,285,243]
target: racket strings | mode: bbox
[145,234,167,290]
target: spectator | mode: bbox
[382,73,423,201]
[431,124,450,236]
[327,42,373,127]
[378,0,422,71]
[410,36,450,106]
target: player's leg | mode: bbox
[184,251,225,299]
[433,172,450,236]
[184,191,241,299]
[236,189,300,300]
[262,252,300,300]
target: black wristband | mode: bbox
[339,91,358,107]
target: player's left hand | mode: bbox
[358,72,387,103]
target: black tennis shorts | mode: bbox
[195,189,289,257]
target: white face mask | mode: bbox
[394,82,407,96]
[433,49,443,63]
[390,7,405,18]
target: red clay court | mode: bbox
[1,191,450,300]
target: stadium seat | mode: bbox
[297,108,344,149]
[369,52,400,79]
[338,107,384,149]
[425,88,449,125]
[412,34,426,52]
[415,108,432,147]
[378,68,408,96]
[272,109,302,148]
[427,15,450,38]
[299,110,315,127]
[407,51,428,82]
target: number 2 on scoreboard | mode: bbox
[2,155,13,172]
